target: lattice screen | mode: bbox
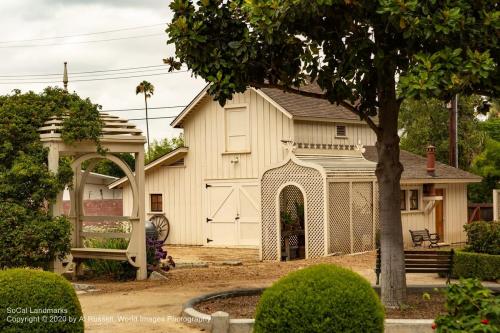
[374,183,380,247]
[261,160,324,260]
[328,182,351,254]
[352,183,373,252]
[328,181,377,254]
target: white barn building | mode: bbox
[110,84,480,259]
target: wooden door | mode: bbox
[206,184,238,246]
[236,183,260,246]
[435,189,444,240]
[205,181,260,246]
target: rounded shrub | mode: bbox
[0,269,84,333]
[254,264,384,333]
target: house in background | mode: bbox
[110,83,480,259]
[63,171,123,217]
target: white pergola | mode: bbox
[39,113,147,280]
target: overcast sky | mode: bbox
[0,0,206,142]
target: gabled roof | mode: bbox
[362,146,481,183]
[260,83,359,121]
[108,147,188,189]
[170,82,362,128]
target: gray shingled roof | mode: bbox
[362,146,481,181]
[260,82,359,120]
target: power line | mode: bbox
[0,33,163,49]
[0,70,189,84]
[101,105,186,112]
[0,64,170,78]
[1,67,175,81]
[0,23,166,44]
[126,116,177,121]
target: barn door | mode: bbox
[205,182,260,246]
[237,184,260,246]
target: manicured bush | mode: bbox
[451,250,500,281]
[434,278,499,333]
[464,221,500,255]
[0,268,84,333]
[254,264,384,333]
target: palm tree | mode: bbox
[135,80,155,151]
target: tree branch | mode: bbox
[252,82,381,136]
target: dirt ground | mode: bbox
[77,246,456,333]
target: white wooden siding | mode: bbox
[294,120,377,146]
[401,183,468,247]
[124,90,293,245]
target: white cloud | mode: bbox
[0,0,206,142]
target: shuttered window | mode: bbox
[336,125,347,137]
[225,106,250,152]
[150,194,163,212]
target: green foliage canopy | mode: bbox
[146,135,184,164]
[399,96,486,170]
[166,0,498,112]
[0,87,103,268]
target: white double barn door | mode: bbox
[204,181,260,247]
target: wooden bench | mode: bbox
[375,248,454,285]
[409,229,441,248]
[71,247,138,278]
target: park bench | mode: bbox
[409,229,442,248]
[375,248,454,285]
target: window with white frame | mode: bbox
[400,188,420,212]
[225,106,250,152]
[336,124,347,137]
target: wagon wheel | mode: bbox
[149,214,170,243]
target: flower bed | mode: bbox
[193,290,446,320]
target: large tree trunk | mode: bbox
[377,70,407,308]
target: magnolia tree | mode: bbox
[166,0,499,307]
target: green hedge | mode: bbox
[0,269,84,333]
[254,264,384,333]
[452,251,500,281]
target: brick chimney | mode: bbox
[426,145,436,176]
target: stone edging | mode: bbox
[182,285,500,333]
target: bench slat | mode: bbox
[404,260,451,265]
[404,250,449,255]
[405,263,451,268]
[403,254,452,260]
[71,248,128,261]
[405,268,450,273]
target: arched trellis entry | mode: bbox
[278,183,307,261]
[261,155,327,261]
[39,113,147,280]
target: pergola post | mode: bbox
[135,150,147,280]
[47,142,67,274]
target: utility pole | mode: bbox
[448,94,458,168]
[63,62,68,91]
